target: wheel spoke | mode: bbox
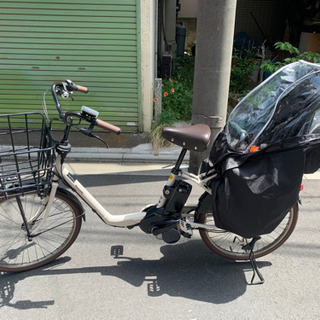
[0,190,82,272]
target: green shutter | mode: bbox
[0,0,141,132]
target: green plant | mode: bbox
[261,41,320,74]
[160,78,193,125]
[229,46,257,96]
[151,56,194,150]
[155,56,194,126]
[171,55,195,92]
[187,42,196,56]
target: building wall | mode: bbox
[179,0,198,18]
[234,0,286,44]
[178,0,198,50]
[178,0,286,51]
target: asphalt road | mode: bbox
[1,169,320,320]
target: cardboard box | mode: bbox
[299,32,320,53]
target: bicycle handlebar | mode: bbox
[96,119,121,134]
[76,85,89,93]
[50,80,121,135]
[65,79,89,93]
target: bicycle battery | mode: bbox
[163,180,192,217]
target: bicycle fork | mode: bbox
[17,182,59,238]
[16,195,32,241]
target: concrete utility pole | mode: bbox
[189,0,237,173]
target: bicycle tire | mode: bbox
[198,203,298,260]
[0,190,82,272]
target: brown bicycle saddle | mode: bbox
[162,124,211,152]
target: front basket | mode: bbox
[0,112,55,199]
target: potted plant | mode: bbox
[261,41,320,75]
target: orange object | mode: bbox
[249,145,260,153]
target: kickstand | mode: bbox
[242,236,265,285]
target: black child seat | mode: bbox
[207,61,320,238]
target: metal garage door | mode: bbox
[0,0,141,132]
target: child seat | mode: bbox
[208,61,320,238]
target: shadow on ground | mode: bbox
[0,240,272,309]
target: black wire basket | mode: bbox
[0,112,55,199]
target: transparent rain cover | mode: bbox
[226,61,320,152]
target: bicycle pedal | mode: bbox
[110,245,124,258]
[178,220,193,238]
[147,279,161,297]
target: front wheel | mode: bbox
[0,190,82,272]
[198,203,298,260]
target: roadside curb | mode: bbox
[68,143,190,163]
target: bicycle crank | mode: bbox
[153,220,193,244]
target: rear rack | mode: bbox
[0,112,55,199]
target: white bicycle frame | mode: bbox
[32,152,216,233]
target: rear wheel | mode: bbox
[0,190,82,272]
[198,203,298,260]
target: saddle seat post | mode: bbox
[172,148,188,174]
